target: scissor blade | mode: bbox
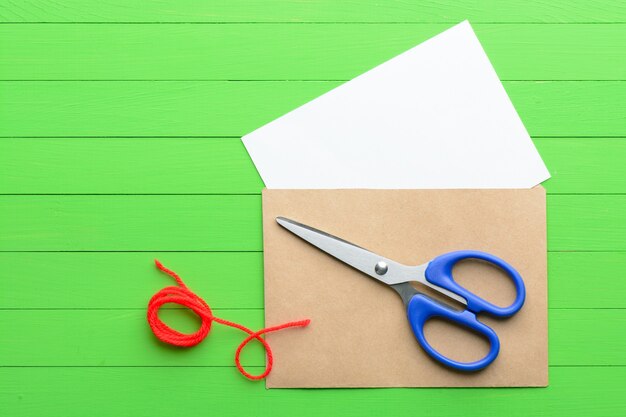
[276,217,467,305]
[276,217,414,287]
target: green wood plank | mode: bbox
[0,138,264,194]
[0,81,331,137]
[0,195,624,251]
[1,138,625,194]
[0,309,621,366]
[548,195,626,251]
[1,24,624,80]
[0,309,267,367]
[0,195,263,251]
[549,309,626,366]
[536,138,626,194]
[548,252,626,309]
[3,252,622,310]
[1,1,624,22]
[0,253,264,309]
[0,367,624,417]
[1,81,624,137]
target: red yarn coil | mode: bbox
[147,259,310,380]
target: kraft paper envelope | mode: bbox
[263,188,547,388]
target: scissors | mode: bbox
[276,217,526,372]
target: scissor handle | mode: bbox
[407,294,500,372]
[425,250,525,317]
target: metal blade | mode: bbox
[275,217,466,305]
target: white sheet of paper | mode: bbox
[242,21,550,189]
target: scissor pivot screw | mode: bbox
[375,261,388,275]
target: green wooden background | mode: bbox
[1,1,625,416]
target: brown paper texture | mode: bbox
[262,188,547,388]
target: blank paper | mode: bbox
[242,21,550,189]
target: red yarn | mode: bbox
[147,259,310,380]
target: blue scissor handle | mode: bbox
[425,250,526,317]
[407,294,500,371]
